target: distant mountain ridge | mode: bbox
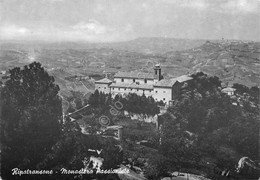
[0,37,206,53]
[101,37,206,54]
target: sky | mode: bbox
[0,0,259,42]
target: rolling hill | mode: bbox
[1,38,259,87]
[163,40,260,87]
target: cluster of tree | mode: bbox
[121,93,161,116]
[157,72,259,178]
[232,83,259,107]
[88,90,160,116]
[1,62,122,180]
[37,118,122,180]
[65,91,90,115]
[88,90,112,109]
[2,63,258,179]
[66,91,88,109]
[1,62,63,179]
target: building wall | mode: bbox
[110,87,153,97]
[146,79,154,85]
[114,77,154,85]
[131,89,153,97]
[172,82,182,99]
[95,83,111,94]
[227,91,234,96]
[95,81,182,105]
[110,87,130,96]
[153,87,172,104]
[115,78,134,84]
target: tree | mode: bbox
[143,154,171,180]
[122,93,160,116]
[37,117,123,180]
[160,112,200,173]
[159,72,259,175]
[88,91,160,116]
[1,62,63,179]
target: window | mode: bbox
[144,79,147,83]
[130,88,132,91]
[155,70,157,75]
[121,78,124,82]
[124,88,126,90]
[155,91,158,93]
[163,98,165,101]
[133,79,136,82]
[104,87,106,89]
[118,88,120,90]
[137,89,139,91]
[163,91,166,93]
[149,90,152,92]
[99,87,101,88]
[112,88,114,90]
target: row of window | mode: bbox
[100,87,167,94]
[155,98,166,101]
[112,87,152,93]
[155,90,166,93]
[99,87,167,101]
[121,78,148,83]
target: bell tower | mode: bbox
[154,63,162,81]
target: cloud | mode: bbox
[0,21,136,42]
[71,20,108,35]
[0,25,30,38]
[141,3,149,9]
[220,0,260,14]
[161,0,209,10]
[42,0,64,3]
[160,0,259,13]
[124,24,134,32]
[94,4,105,13]
[1,0,258,42]
[180,0,208,9]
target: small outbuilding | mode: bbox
[221,87,236,96]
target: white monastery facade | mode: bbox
[95,64,193,105]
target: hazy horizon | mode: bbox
[1,36,259,44]
[0,0,259,42]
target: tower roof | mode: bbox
[154,63,161,68]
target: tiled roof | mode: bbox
[110,82,154,90]
[222,87,236,92]
[154,79,175,88]
[114,70,156,79]
[95,78,113,84]
[173,75,193,83]
[154,75,193,87]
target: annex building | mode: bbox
[95,64,193,105]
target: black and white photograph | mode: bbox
[0,0,259,179]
